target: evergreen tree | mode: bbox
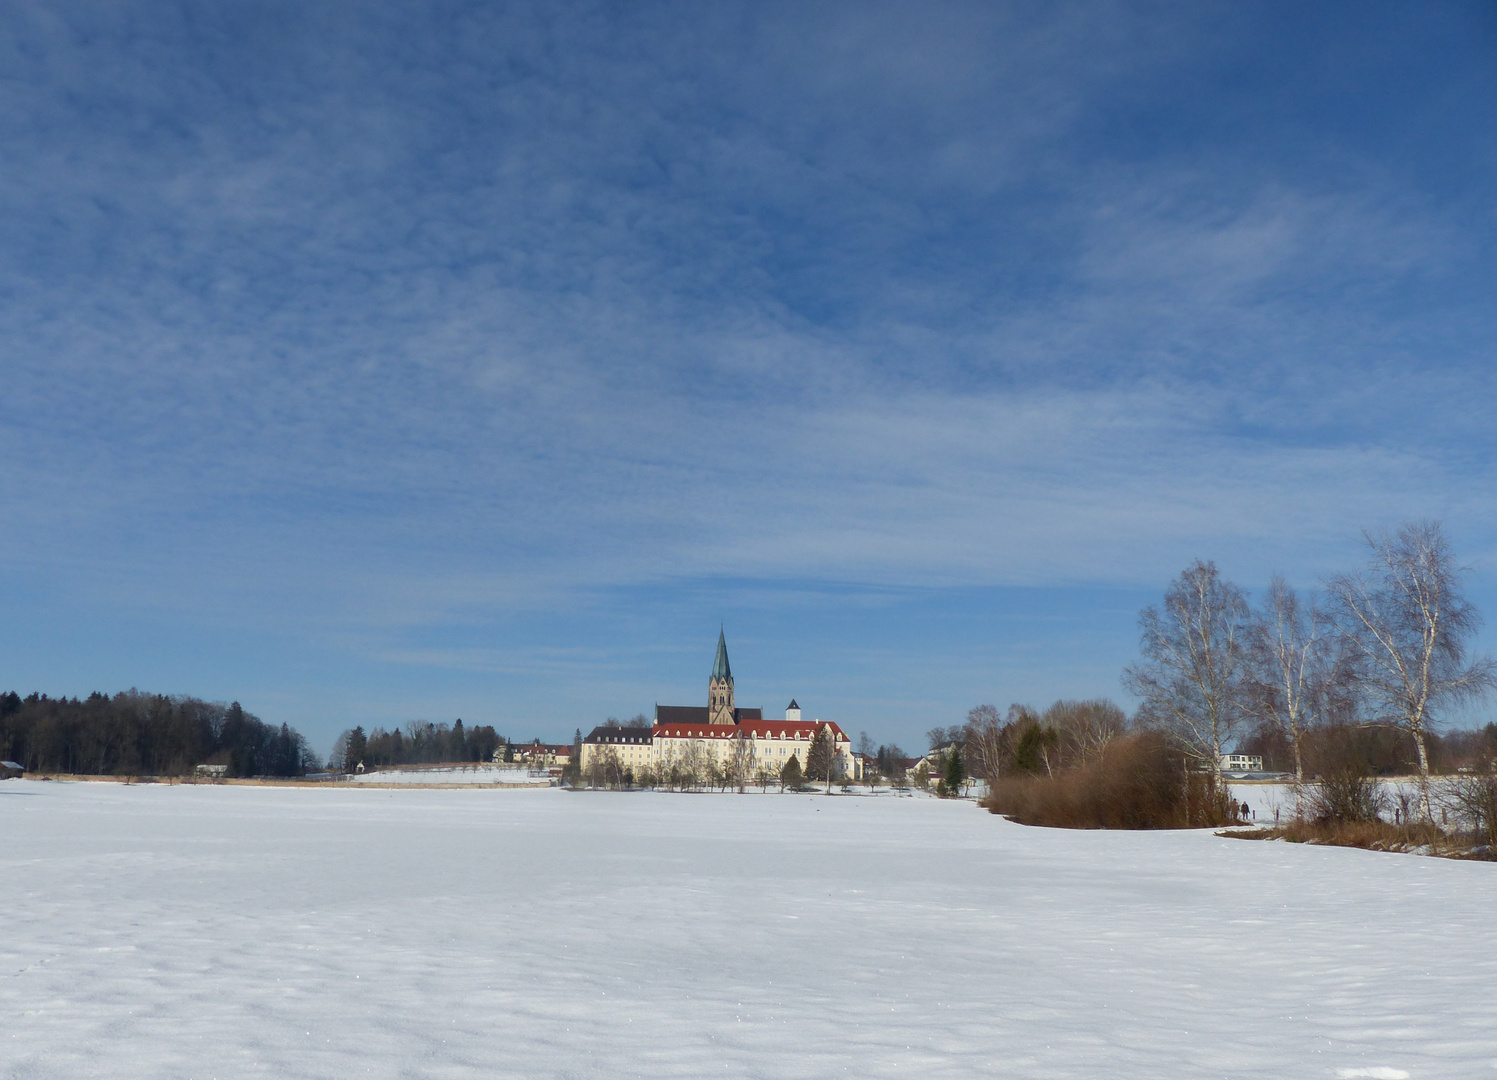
[876,743,908,782]
[1014,724,1058,775]
[940,743,966,797]
[779,753,803,791]
[0,691,313,777]
[346,726,367,768]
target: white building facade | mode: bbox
[1219,753,1264,772]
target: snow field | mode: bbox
[347,764,552,785]
[3,781,1495,1078]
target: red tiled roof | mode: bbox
[652,720,846,741]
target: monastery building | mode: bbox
[579,631,857,782]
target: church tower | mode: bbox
[708,628,736,725]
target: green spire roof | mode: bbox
[711,628,732,682]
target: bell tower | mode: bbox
[708,628,736,725]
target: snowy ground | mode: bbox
[4,781,1495,1079]
[347,764,552,785]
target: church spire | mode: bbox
[711,627,732,682]
[708,628,735,725]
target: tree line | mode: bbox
[1123,521,1494,819]
[331,720,505,770]
[950,696,1496,785]
[0,690,318,778]
[957,521,1497,833]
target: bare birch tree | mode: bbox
[1324,521,1496,819]
[1244,577,1336,796]
[587,746,623,789]
[730,731,756,792]
[1124,560,1251,784]
[963,704,1006,781]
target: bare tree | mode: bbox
[806,726,837,793]
[855,731,877,789]
[730,732,756,792]
[926,725,963,751]
[963,705,1006,781]
[1244,577,1338,800]
[1324,522,1497,818]
[587,746,623,789]
[664,740,711,791]
[1438,767,1497,846]
[1043,699,1128,768]
[1124,560,1251,785]
[328,729,353,772]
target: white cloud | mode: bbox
[2,0,1494,635]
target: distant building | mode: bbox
[194,764,229,778]
[513,743,571,768]
[1219,753,1263,773]
[1,760,24,779]
[579,631,856,783]
[906,743,964,787]
[584,724,654,773]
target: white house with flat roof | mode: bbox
[1219,753,1263,772]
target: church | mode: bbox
[579,630,857,784]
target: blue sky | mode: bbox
[3,2,1496,756]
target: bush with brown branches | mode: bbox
[983,732,1232,829]
[1439,769,1497,847]
[1305,764,1388,825]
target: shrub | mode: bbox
[1439,770,1497,846]
[1306,765,1387,825]
[1231,819,1446,852]
[983,732,1230,829]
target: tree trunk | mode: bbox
[1291,726,1305,818]
[1414,729,1432,821]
